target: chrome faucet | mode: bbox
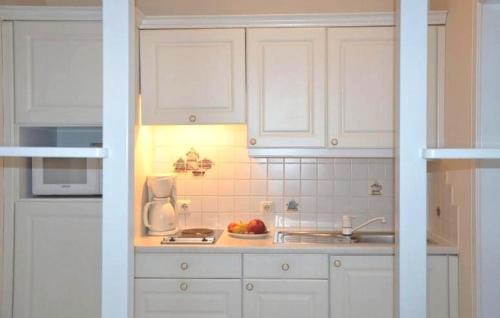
[341,215,387,236]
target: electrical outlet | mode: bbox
[176,200,192,214]
[260,200,274,213]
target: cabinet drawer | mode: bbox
[135,279,241,318]
[135,253,241,278]
[243,254,328,279]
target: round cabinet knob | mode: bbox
[180,262,189,270]
[189,115,197,123]
[333,260,342,268]
[245,283,254,291]
[281,263,290,271]
[331,138,339,146]
[249,138,257,146]
[179,282,189,291]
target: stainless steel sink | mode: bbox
[274,230,395,244]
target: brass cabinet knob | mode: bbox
[180,262,189,270]
[334,259,342,268]
[331,138,339,146]
[245,283,254,291]
[281,263,290,271]
[189,115,197,123]
[249,138,257,146]
[179,282,189,291]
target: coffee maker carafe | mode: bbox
[143,175,177,236]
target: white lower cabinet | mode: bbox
[330,255,458,318]
[13,200,101,318]
[133,252,457,318]
[135,279,241,318]
[243,279,328,318]
[330,255,394,318]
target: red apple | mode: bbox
[247,219,267,234]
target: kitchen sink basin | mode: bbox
[274,230,395,244]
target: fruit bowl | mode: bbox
[228,231,270,239]
[227,219,268,239]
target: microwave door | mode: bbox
[32,158,101,195]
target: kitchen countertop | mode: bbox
[135,230,458,255]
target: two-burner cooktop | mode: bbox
[160,228,219,245]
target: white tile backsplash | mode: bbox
[151,125,394,231]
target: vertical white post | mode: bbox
[102,1,135,318]
[396,1,428,318]
[476,3,500,318]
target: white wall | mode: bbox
[476,3,500,318]
[137,0,447,15]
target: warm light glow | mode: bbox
[149,125,250,174]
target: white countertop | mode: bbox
[135,230,458,255]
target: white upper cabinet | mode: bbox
[328,26,444,148]
[246,28,326,148]
[14,21,102,125]
[140,29,246,125]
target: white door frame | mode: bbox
[99,1,433,317]
[101,1,136,318]
[395,1,429,317]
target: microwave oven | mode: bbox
[32,157,102,195]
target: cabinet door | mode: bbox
[327,26,443,148]
[14,21,102,125]
[331,255,456,318]
[330,256,393,318]
[243,279,328,318]
[140,29,246,124]
[247,28,326,148]
[428,256,451,318]
[135,279,241,318]
[13,200,101,318]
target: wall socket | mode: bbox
[260,200,274,213]
[176,200,192,214]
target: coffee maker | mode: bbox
[143,175,178,236]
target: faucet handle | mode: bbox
[341,215,356,236]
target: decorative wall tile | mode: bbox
[150,125,394,231]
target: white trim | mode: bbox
[139,11,447,29]
[1,21,15,318]
[135,8,144,27]
[423,148,500,159]
[396,1,429,317]
[248,148,393,158]
[0,5,102,21]
[0,146,108,158]
[101,1,135,318]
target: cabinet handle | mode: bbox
[249,138,257,146]
[333,260,342,268]
[189,115,197,123]
[180,262,189,270]
[245,283,254,291]
[179,282,189,291]
[331,138,339,146]
[281,263,290,271]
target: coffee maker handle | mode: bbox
[143,202,153,229]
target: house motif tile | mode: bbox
[173,148,214,176]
